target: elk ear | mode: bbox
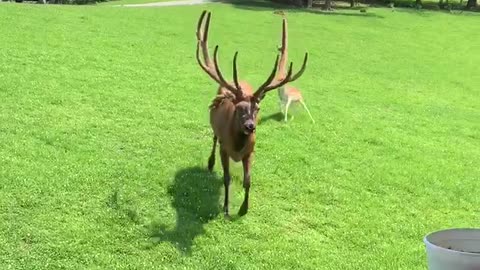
[251,96,260,105]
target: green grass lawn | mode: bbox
[0,2,479,269]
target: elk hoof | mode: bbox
[238,202,248,216]
[207,157,215,172]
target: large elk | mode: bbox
[195,10,308,217]
[275,14,315,123]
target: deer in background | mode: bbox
[196,10,308,217]
[274,14,315,123]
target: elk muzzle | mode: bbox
[243,121,256,134]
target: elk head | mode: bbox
[196,10,308,134]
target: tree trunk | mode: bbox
[466,0,477,8]
[350,0,354,7]
[307,0,312,8]
[415,0,422,7]
[293,0,303,6]
[324,0,332,9]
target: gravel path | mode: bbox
[121,0,223,7]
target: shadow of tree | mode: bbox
[148,167,222,254]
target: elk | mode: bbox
[274,14,315,123]
[195,10,308,217]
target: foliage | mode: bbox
[48,0,103,4]
[0,3,479,269]
[272,0,478,11]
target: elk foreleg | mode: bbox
[220,148,231,217]
[238,154,251,216]
[284,97,292,122]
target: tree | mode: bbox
[466,0,477,8]
[307,0,312,8]
[324,0,332,9]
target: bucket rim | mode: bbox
[424,228,480,256]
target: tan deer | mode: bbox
[274,15,315,123]
[196,10,308,217]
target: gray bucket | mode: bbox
[424,228,480,270]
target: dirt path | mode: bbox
[121,0,222,7]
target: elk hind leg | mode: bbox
[207,135,217,172]
[278,100,285,115]
[238,154,251,216]
[300,100,315,123]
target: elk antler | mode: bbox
[253,17,308,100]
[196,10,243,98]
[276,18,289,82]
[253,55,293,100]
[276,18,309,84]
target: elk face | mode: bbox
[234,98,260,135]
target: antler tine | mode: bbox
[276,18,289,81]
[196,41,219,83]
[196,10,207,41]
[195,11,219,83]
[256,54,280,93]
[202,12,212,65]
[252,14,309,101]
[196,10,212,67]
[232,51,242,91]
[254,55,287,99]
[289,52,308,82]
[213,46,243,97]
[275,17,308,84]
[254,58,293,100]
[265,62,294,92]
[258,52,307,97]
[196,11,211,75]
[195,10,241,95]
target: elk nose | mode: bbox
[245,123,255,131]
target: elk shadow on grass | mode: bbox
[148,166,222,254]
[258,112,284,125]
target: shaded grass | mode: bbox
[98,0,177,6]
[0,3,479,269]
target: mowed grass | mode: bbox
[0,2,479,269]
